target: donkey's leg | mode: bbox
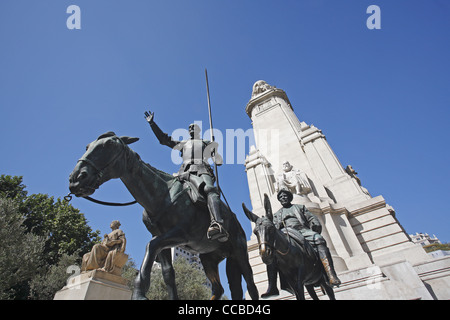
[200,252,224,300]
[132,228,186,300]
[295,267,306,300]
[158,248,179,300]
[306,285,319,300]
[322,281,336,300]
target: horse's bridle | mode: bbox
[65,137,137,206]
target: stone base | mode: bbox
[247,256,450,300]
[54,269,132,300]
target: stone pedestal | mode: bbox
[54,269,132,300]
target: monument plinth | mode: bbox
[54,269,132,300]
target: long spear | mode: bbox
[205,69,230,209]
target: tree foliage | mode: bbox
[28,252,80,300]
[121,257,213,300]
[0,197,45,299]
[0,174,101,299]
[0,175,101,265]
[424,242,450,253]
[146,258,211,300]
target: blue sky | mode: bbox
[1,1,449,298]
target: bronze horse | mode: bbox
[243,194,335,300]
[69,132,259,300]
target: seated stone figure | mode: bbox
[81,220,128,276]
[275,161,312,196]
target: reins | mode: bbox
[64,193,137,206]
[65,137,138,207]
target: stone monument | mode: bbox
[244,80,450,299]
[54,220,132,300]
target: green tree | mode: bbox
[28,252,80,300]
[145,258,211,300]
[0,174,27,201]
[424,242,450,253]
[0,197,45,299]
[0,174,101,299]
[121,258,139,289]
[0,175,101,265]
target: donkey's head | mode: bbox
[243,194,277,264]
[69,131,139,197]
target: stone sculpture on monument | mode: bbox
[54,220,132,300]
[275,161,312,196]
[81,220,128,276]
[345,165,371,198]
[252,80,275,97]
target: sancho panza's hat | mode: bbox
[277,189,293,202]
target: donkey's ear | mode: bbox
[242,203,259,223]
[264,194,273,222]
[120,136,139,145]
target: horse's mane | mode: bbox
[94,132,175,185]
[125,145,176,184]
[142,161,176,183]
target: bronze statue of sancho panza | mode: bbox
[263,189,341,297]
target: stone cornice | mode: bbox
[345,195,387,217]
[245,88,292,118]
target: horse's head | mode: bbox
[69,131,139,197]
[243,194,277,265]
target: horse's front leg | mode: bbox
[132,228,186,300]
[159,248,179,300]
[132,238,157,300]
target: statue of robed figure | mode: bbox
[81,220,128,275]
